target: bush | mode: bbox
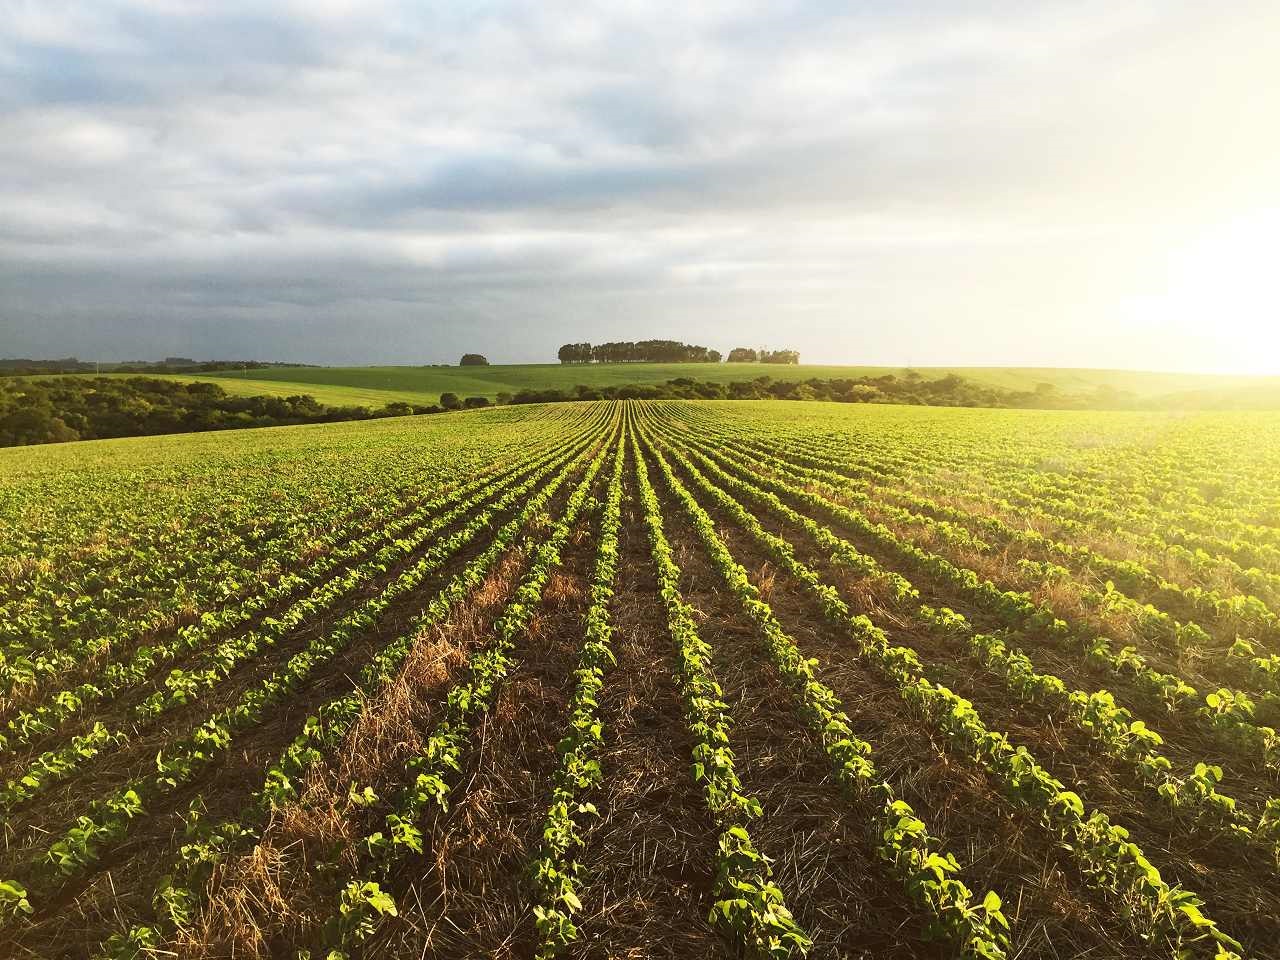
[462,396,490,409]
[459,354,489,366]
[439,392,461,410]
[510,388,571,404]
[841,384,884,403]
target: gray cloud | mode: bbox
[2,0,1278,370]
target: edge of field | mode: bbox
[26,363,1280,409]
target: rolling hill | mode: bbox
[44,363,1280,410]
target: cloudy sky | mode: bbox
[2,1,1278,371]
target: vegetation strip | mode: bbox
[657,428,1280,862]
[634,412,1244,959]
[0,442,566,812]
[527,434,627,957]
[320,420,618,956]
[0,427,606,927]
[672,420,1280,773]
[84,414,617,955]
[722,426,1280,687]
[632,426,812,959]
[636,424,1013,958]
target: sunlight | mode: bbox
[1127,209,1280,374]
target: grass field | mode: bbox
[50,362,1280,409]
[2,399,1279,958]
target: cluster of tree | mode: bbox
[556,342,594,364]
[0,357,305,376]
[725,348,800,364]
[504,373,1140,409]
[439,392,493,410]
[557,340,722,363]
[0,377,443,448]
[459,354,489,366]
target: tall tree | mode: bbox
[760,349,800,364]
[557,342,592,363]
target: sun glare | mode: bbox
[1127,209,1280,375]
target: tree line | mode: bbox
[557,341,801,364]
[0,357,305,376]
[0,377,448,448]
[2,370,1155,450]
[557,340,724,363]
[504,372,1132,408]
[725,347,800,364]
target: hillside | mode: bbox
[51,363,1280,410]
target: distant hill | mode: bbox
[38,363,1280,410]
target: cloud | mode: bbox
[1,0,1278,369]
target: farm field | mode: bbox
[41,362,1280,409]
[2,400,1280,959]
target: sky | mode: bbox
[2,1,1279,372]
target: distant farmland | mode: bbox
[44,362,1280,409]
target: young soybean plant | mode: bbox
[646,427,1244,960]
[689,432,1280,772]
[636,424,1010,960]
[671,437,1273,857]
[322,427,618,956]
[527,437,627,957]
[632,430,812,959]
[88,422,611,958]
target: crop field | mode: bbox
[3,399,1280,959]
